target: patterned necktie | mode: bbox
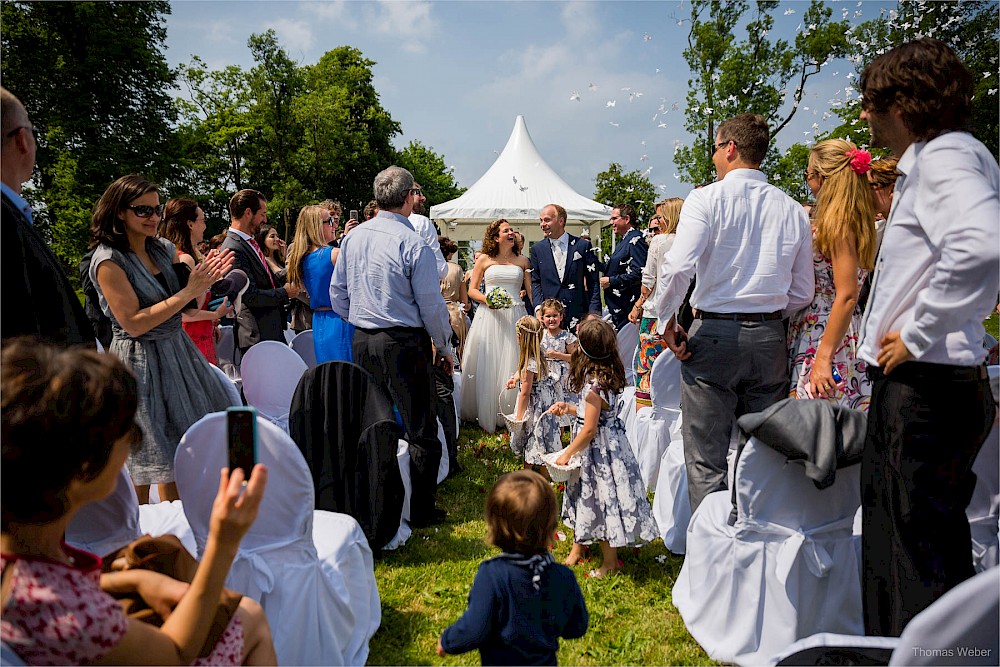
[553,239,565,282]
[248,238,276,288]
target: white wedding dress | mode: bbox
[460,264,528,432]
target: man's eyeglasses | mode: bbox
[5,125,40,142]
[409,188,423,196]
[713,140,733,153]
[125,204,164,218]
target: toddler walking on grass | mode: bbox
[437,470,589,665]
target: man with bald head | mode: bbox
[1,87,92,345]
[529,203,599,330]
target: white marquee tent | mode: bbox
[429,115,612,242]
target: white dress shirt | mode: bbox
[409,213,449,279]
[641,233,675,319]
[654,169,814,332]
[858,131,1000,367]
[550,232,568,282]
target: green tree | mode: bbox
[593,162,657,260]
[675,0,851,186]
[1,0,178,273]
[824,0,999,159]
[395,140,466,207]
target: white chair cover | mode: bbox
[384,439,414,551]
[634,352,682,489]
[283,328,297,344]
[616,322,638,384]
[175,413,380,666]
[290,329,317,368]
[214,324,239,381]
[771,633,899,666]
[437,419,449,484]
[968,365,999,573]
[889,567,999,666]
[240,340,307,433]
[210,362,243,407]
[652,419,691,554]
[673,437,863,665]
[617,385,638,451]
[66,466,197,559]
[452,370,463,433]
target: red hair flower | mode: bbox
[846,148,872,174]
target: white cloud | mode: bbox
[267,17,316,53]
[367,0,437,53]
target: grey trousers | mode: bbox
[680,318,789,512]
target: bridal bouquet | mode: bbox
[485,286,515,309]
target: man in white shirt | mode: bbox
[408,182,449,279]
[654,113,814,512]
[857,38,999,637]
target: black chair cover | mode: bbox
[289,361,404,552]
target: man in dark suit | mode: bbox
[1,87,93,346]
[221,189,300,357]
[529,203,599,330]
[592,203,648,330]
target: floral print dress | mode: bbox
[510,358,564,465]
[541,329,577,426]
[561,380,658,547]
[787,248,872,411]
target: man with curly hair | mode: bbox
[858,37,999,636]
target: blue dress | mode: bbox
[303,246,354,363]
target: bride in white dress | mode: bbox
[460,219,532,432]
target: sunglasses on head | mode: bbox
[126,204,164,218]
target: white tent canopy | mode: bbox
[430,115,611,242]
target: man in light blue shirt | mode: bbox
[331,165,454,527]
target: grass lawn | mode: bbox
[367,426,712,666]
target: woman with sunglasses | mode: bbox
[788,139,877,409]
[89,175,236,504]
[286,205,354,362]
[254,224,287,283]
[629,198,683,410]
[161,197,234,365]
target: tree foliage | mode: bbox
[395,140,466,207]
[675,0,851,186]
[1,0,178,271]
[592,162,658,260]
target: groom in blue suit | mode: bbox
[529,204,599,329]
[591,203,648,330]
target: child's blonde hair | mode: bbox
[569,319,625,394]
[809,138,877,271]
[516,315,548,380]
[486,470,558,555]
[539,298,565,322]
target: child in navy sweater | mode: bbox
[437,470,589,665]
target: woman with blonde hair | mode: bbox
[286,205,353,362]
[629,198,683,409]
[789,138,877,409]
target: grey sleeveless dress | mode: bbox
[90,237,232,485]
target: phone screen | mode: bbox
[227,407,257,475]
[349,210,359,221]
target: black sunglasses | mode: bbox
[126,204,165,218]
[5,125,40,143]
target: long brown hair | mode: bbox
[809,139,876,271]
[481,218,509,258]
[568,319,625,394]
[90,175,159,252]
[161,197,201,262]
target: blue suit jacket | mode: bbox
[592,227,648,329]
[529,234,599,327]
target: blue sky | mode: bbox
[164,0,892,199]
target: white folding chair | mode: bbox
[674,437,863,665]
[968,365,999,573]
[214,324,236,373]
[290,329,317,368]
[210,362,243,407]
[283,328,297,344]
[616,321,638,384]
[384,439,414,551]
[634,352,682,490]
[240,340,307,433]
[175,413,380,666]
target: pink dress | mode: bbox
[787,249,871,411]
[1,545,243,666]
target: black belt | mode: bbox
[867,361,988,383]
[694,310,782,322]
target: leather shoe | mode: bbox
[411,507,447,528]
